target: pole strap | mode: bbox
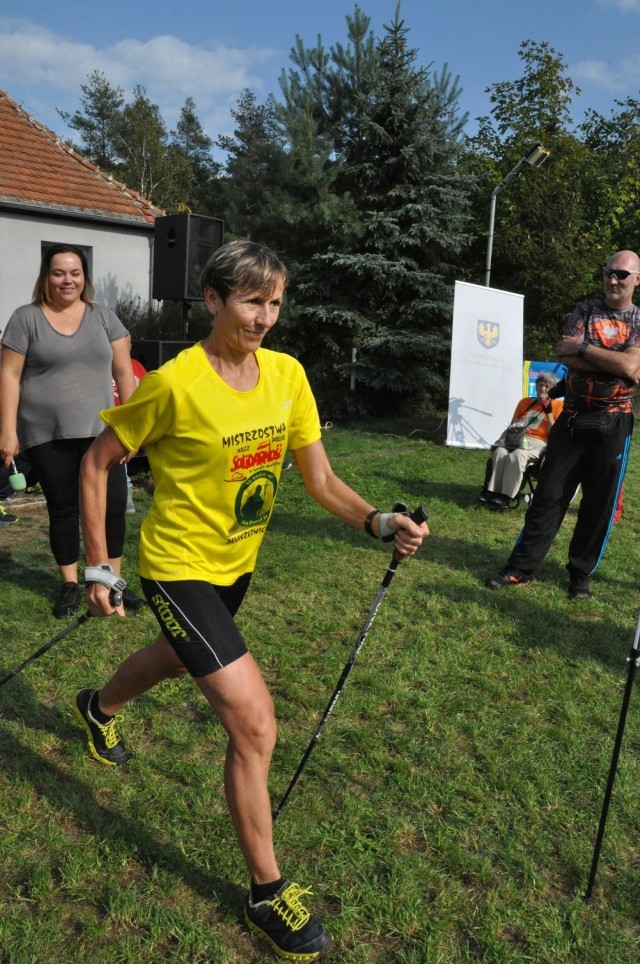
[84,564,127,594]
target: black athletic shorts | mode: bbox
[140,574,252,678]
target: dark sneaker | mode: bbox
[0,504,17,526]
[568,573,591,599]
[122,588,146,612]
[73,688,128,766]
[489,494,511,510]
[485,567,533,589]
[244,881,333,960]
[53,582,80,618]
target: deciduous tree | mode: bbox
[468,41,608,356]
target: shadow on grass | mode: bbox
[268,503,638,675]
[0,548,55,598]
[411,564,635,671]
[0,677,245,919]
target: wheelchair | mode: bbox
[478,450,545,510]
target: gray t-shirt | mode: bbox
[2,303,129,449]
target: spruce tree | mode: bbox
[278,4,475,414]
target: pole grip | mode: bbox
[391,504,428,563]
[409,505,429,525]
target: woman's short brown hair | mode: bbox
[200,239,288,302]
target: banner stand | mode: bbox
[447,281,524,450]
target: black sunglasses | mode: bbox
[603,268,640,280]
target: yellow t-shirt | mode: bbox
[100,343,322,583]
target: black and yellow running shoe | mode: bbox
[245,881,333,960]
[73,689,128,766]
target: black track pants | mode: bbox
[507,411,632,576]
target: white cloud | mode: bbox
[572,53,640,104]
[597,0,640,11]
[572,59,621,90]
[0,18,279,140]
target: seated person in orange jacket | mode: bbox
[480,372,563,508]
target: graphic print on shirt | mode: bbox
[223,425,287,535]
[566,306,640,413]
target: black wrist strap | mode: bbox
[364,509,380,538]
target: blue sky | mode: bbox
[3,0,640,148]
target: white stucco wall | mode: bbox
[0,210,155,336]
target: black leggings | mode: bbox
[25,438,127,568]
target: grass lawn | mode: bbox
[1,416,640,962]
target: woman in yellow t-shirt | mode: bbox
[73,240,428,961]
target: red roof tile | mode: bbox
[0,89,164,224]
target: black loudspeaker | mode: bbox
[131,339,194,371]
[152,214,224,301]
[131,338,194,372]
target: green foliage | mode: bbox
[58,73,219,212]
[276,4,475,416]
[114,297,212,342]
[580,96,640,256]
[56,18,640,405]
[111,85,173,204]
[214,89,289,243]
[57,69,125,170]
[484,40,576,141]
[466,41,609,356]
[170,96,221,213]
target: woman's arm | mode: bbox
[111,337,137,405]
[292,439,428,556]
[0,346,26,466]
[80,426,131,615]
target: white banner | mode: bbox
[446,281,524,449]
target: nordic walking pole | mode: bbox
[0,587,122,690]
[273,504,429,821]
[0,611,92,688]
[584,607,640,901]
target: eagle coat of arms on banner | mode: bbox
[477,320,500,349]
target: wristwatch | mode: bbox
[578,341,590,358]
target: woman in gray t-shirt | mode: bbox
[0,244,141,618]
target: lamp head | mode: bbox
[524,143,550,168]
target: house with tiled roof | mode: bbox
[0,89,164,333]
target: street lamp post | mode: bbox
[484,143,550,287]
